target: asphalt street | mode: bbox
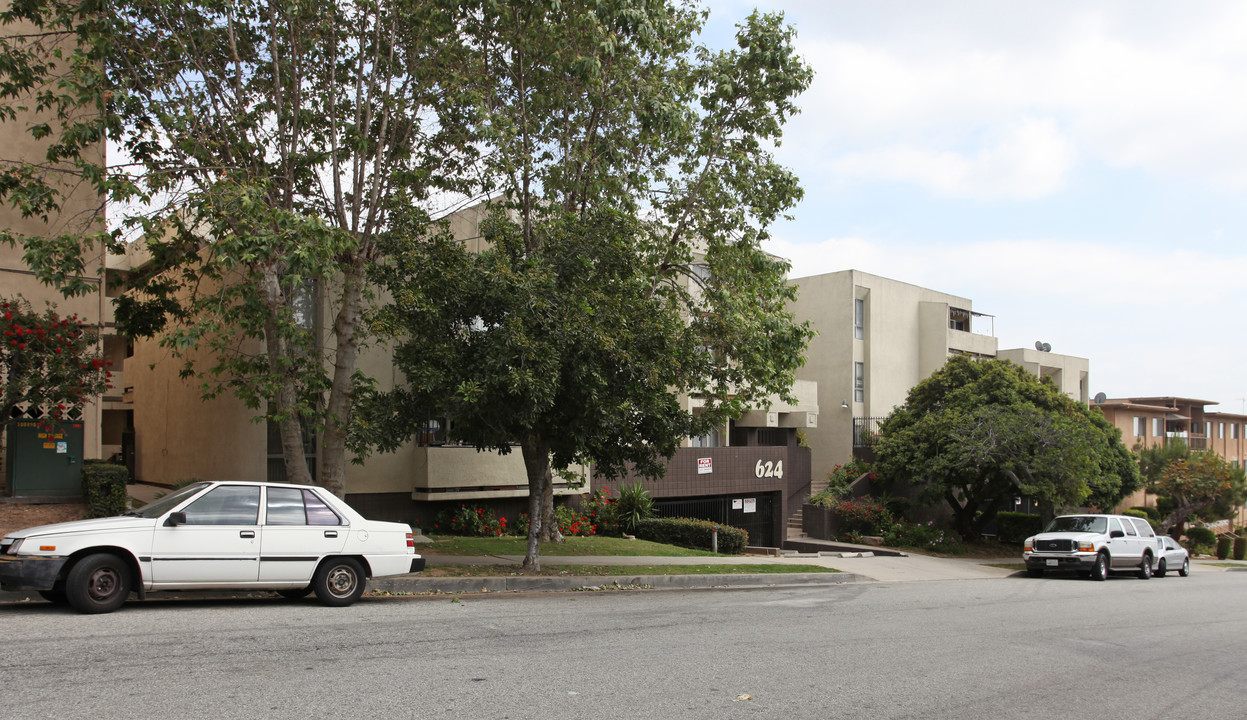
[2,567,1244,720]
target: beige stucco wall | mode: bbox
[0,17,109,465]
[997,347,1089,403]
[790,270,996,488]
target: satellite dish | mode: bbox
[1094,392,1107,404]
[1035,341,1044,351]
[1042,342,1051,352]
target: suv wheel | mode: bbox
[1137,553,1153,580]
[1090,553,1109,581]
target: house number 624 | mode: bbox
[754,460,784,479]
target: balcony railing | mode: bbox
[853,417,887,448]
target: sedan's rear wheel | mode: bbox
[1155,558,1168,578]
[65,553,130,614]
[1179,557,1190,577]
[313,558,367,607]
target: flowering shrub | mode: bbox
[833,497,892,536]
[434,504,505,537]
[583,488,619,536]
[555,505,596,536]
[808,459,876,508]
[885,520,966,554]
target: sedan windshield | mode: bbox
[130,482,211,518]
[1044,516,1107,534]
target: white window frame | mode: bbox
[854,298,864,340]
[1133,417,1145,437]
[854,361,864,403]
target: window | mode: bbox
[1133,417,1145,437]
[182,486,260,525]
[854,298,864,340]
[1122,518,1137,536]
[1233,424,1240,440]
[1131,518,1154,538]
[854,362,864,403]
[1153,418,1164,437]
[266,487,343,526]
[689,427,721,447]
[1219,422,1225,439]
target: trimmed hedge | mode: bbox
[634,517,748,555]
[995,511,1043,544]
[82,461,129,518]
[1216,536,1232,560]
[1186,526,1216,549]
[1235,536,1246,561]
[1130,506,1161,522]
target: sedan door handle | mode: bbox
[324,531,338,538]
[240,530,255,538]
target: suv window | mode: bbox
[1130,518,1155,537]
[1122,519,1137,536]
[1044,516,1106,533]
[1107,517,1122,535]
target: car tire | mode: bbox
[65,553,131,614]
[1155,559,1167,578]
[1179,557,1190,577]
[313,557,367,607]
[39,583,68,605]
[1026,568,1044,578]
[1137,553,1153,580]
[277,586,313,600]
[1090,552,1109,581]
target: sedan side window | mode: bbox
[182,486,260,525]
[264,487,343,526]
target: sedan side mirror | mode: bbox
[164,511,187,527]
[1110,529,1125,539]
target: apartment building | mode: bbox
[0,16,130,496]
[789,269,1090,491]
[1093,396,1247,515]
[116,203,819,546]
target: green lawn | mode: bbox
[420,535,723,557]
[422,563,839,577]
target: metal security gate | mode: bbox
[654,493,777,548]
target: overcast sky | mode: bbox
[702,0,1247,413]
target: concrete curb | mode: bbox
[0,571,860,605]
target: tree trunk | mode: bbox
[539,470,564,543]
[260,264,313,486]
[318,263,366,499]
[521,441,551,571]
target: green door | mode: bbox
[6,419,84,498]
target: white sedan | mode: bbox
[0,481,425,613]
[1155,535,1190,578]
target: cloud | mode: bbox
[827,118,1076,199]
[766,1,1247,195]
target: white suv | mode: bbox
[1023,514,1163,581]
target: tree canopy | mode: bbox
[358,2,813,569]
[873,356,1140,538]
[1,0,475,496]
[1136,440,1247,534]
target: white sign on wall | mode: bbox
[743,498,757,513]
[697,457,713,474]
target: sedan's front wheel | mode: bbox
[313,558,367,607]
[1155,559,1168,578]
[65,553,130,614]
[1179,557,1190,577]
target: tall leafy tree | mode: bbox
[360,2,813,569]
[874,356,1140,538]
[1137,440,1247,534]
[0,0,473,496]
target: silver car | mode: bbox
[1155,535,1190,578]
